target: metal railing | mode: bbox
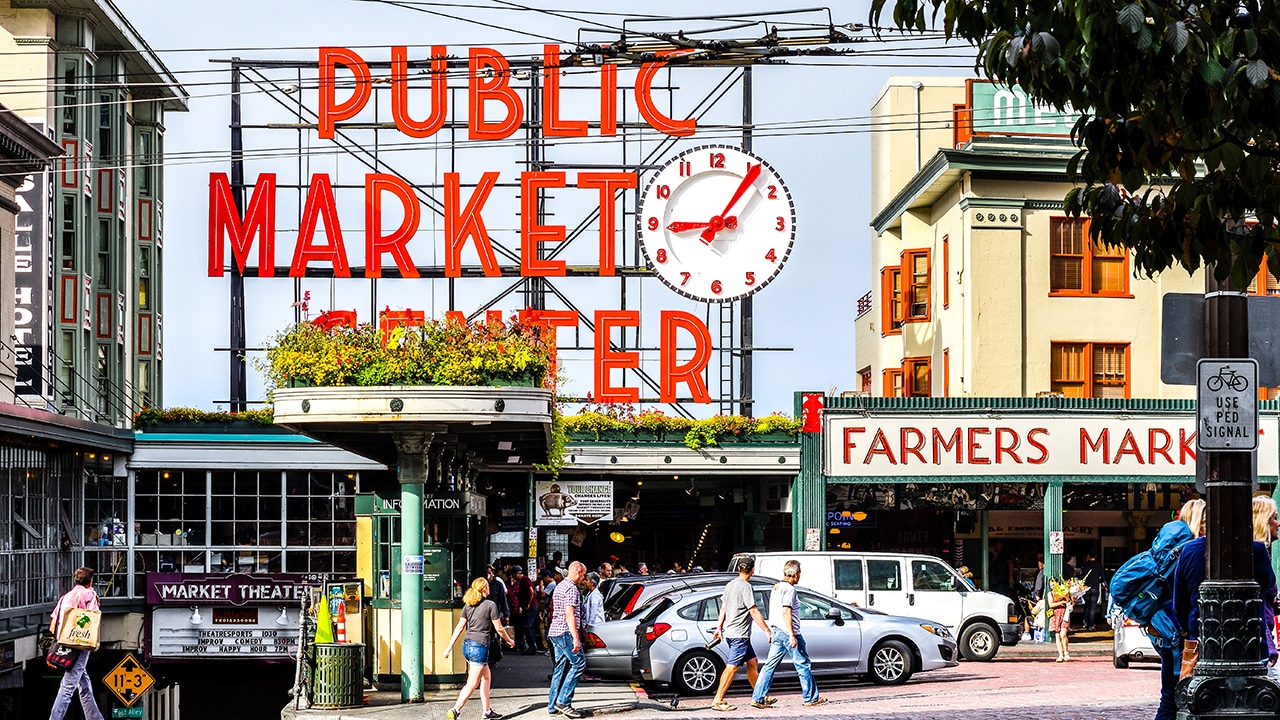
[856,291,874,318]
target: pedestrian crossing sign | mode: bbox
[104,653,154,707]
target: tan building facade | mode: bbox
[0,0,186,420]
[855,77,1215,400]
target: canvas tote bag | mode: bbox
[55,587,101,650]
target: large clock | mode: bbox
[637,145,796,302]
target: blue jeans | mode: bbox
[462,638,489,665]
[753,628,818,704]
[547,633,585,712]
[1154,641,1181,720]
[49,649,104,720]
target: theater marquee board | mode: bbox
[823,415,1279,481]
[147,573,320,659]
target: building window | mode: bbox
[60,194,76,271]
[881,266,902,334]
[1051,342,1130,398]
[60,60,79,137]
[883,368,904,398]
[942,234,950,309]
[1247,262,1280,296]
[904,357,931,397]
[97,219,111,288]
[139,247,151,309]
[859,367,871,394]
[904,249,930,321]
[137,131,153,197]
[1049,217,1129,295]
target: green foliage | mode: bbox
[257,315,554,391]
[534,407,568,477]
[870,0,1280,286]
[561,404,800,450]
[133,406,275,428]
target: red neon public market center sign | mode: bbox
[208,46,740,404]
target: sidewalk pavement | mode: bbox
[282,650,655,720]
[281,632,1117,719]
[997,629,1114,658]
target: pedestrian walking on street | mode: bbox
[47,567,104,720]
[1080,552,1106,631]
[1252,496,1280,666]
[485,565,511,666]
[751,560,827,709]
[443,578,515,720]
[710,555,774,712]
[511,567,539,654]
[1047,582,1071,662]
[547,561,588,718]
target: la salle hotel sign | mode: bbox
[824,415,1279,478]
[208,46,735,403]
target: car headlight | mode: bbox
[920,623,952,639]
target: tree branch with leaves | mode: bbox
[870,0,1280,285]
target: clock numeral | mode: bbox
[776,216,786,231]
[711,280,724,295]
[680,272,691,287]
[657,184,671,199]
[745,271,756,286]
[647,217,659,231]
[765,248,778,263]
[709,152,725,169]
[678,161,692,177]
[655,248,668,264]
[767,185,778,200]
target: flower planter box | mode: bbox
[137,421,289,435]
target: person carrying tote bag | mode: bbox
[47,567,104,720]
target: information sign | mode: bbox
[1197,359,1258,451]
[1049,531,1064,555]
[804,527,821,551]
[112,709,145,719]
[104,654,154,707]
[404,555,424,574]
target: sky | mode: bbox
[111,0,976,415]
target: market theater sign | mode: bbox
[824,415,1279,477]
[207,45,729,403]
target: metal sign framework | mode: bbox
[215,14,862,417]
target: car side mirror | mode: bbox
[826,607,845,626]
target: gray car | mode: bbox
[585,576,778,680]
[631,586,959,695]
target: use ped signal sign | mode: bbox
[1197,359,1258,451]
[103,653,153,707]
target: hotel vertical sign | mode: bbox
[14,122,50,399]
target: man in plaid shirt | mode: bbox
[546,561,587,718]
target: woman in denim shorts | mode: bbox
[444,578,515,720]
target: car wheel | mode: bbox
[671,650,724,696]
[869,639,914,686]
[959,623,999,662]
[1114,653,1130,669]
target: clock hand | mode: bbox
[666,221,712,233]
[701,163,762,244]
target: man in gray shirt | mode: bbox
[751,559,827,708]
[710,555,773,712]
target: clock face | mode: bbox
[637,145,796,303]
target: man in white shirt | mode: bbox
[751,559,827,708]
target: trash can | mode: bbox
[310,643,364,709]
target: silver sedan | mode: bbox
[632,586,959,695]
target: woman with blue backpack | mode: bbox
[1109,498,1202,720]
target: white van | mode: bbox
[736,551,1020,661]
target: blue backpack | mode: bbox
[1108,520,1194,644]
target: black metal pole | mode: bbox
[740,66,754,418]
[229,61,247,413]
[1185,268,1273,717]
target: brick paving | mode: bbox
[626,655,1160,720]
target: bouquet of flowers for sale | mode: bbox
[1049,574,1090,626]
